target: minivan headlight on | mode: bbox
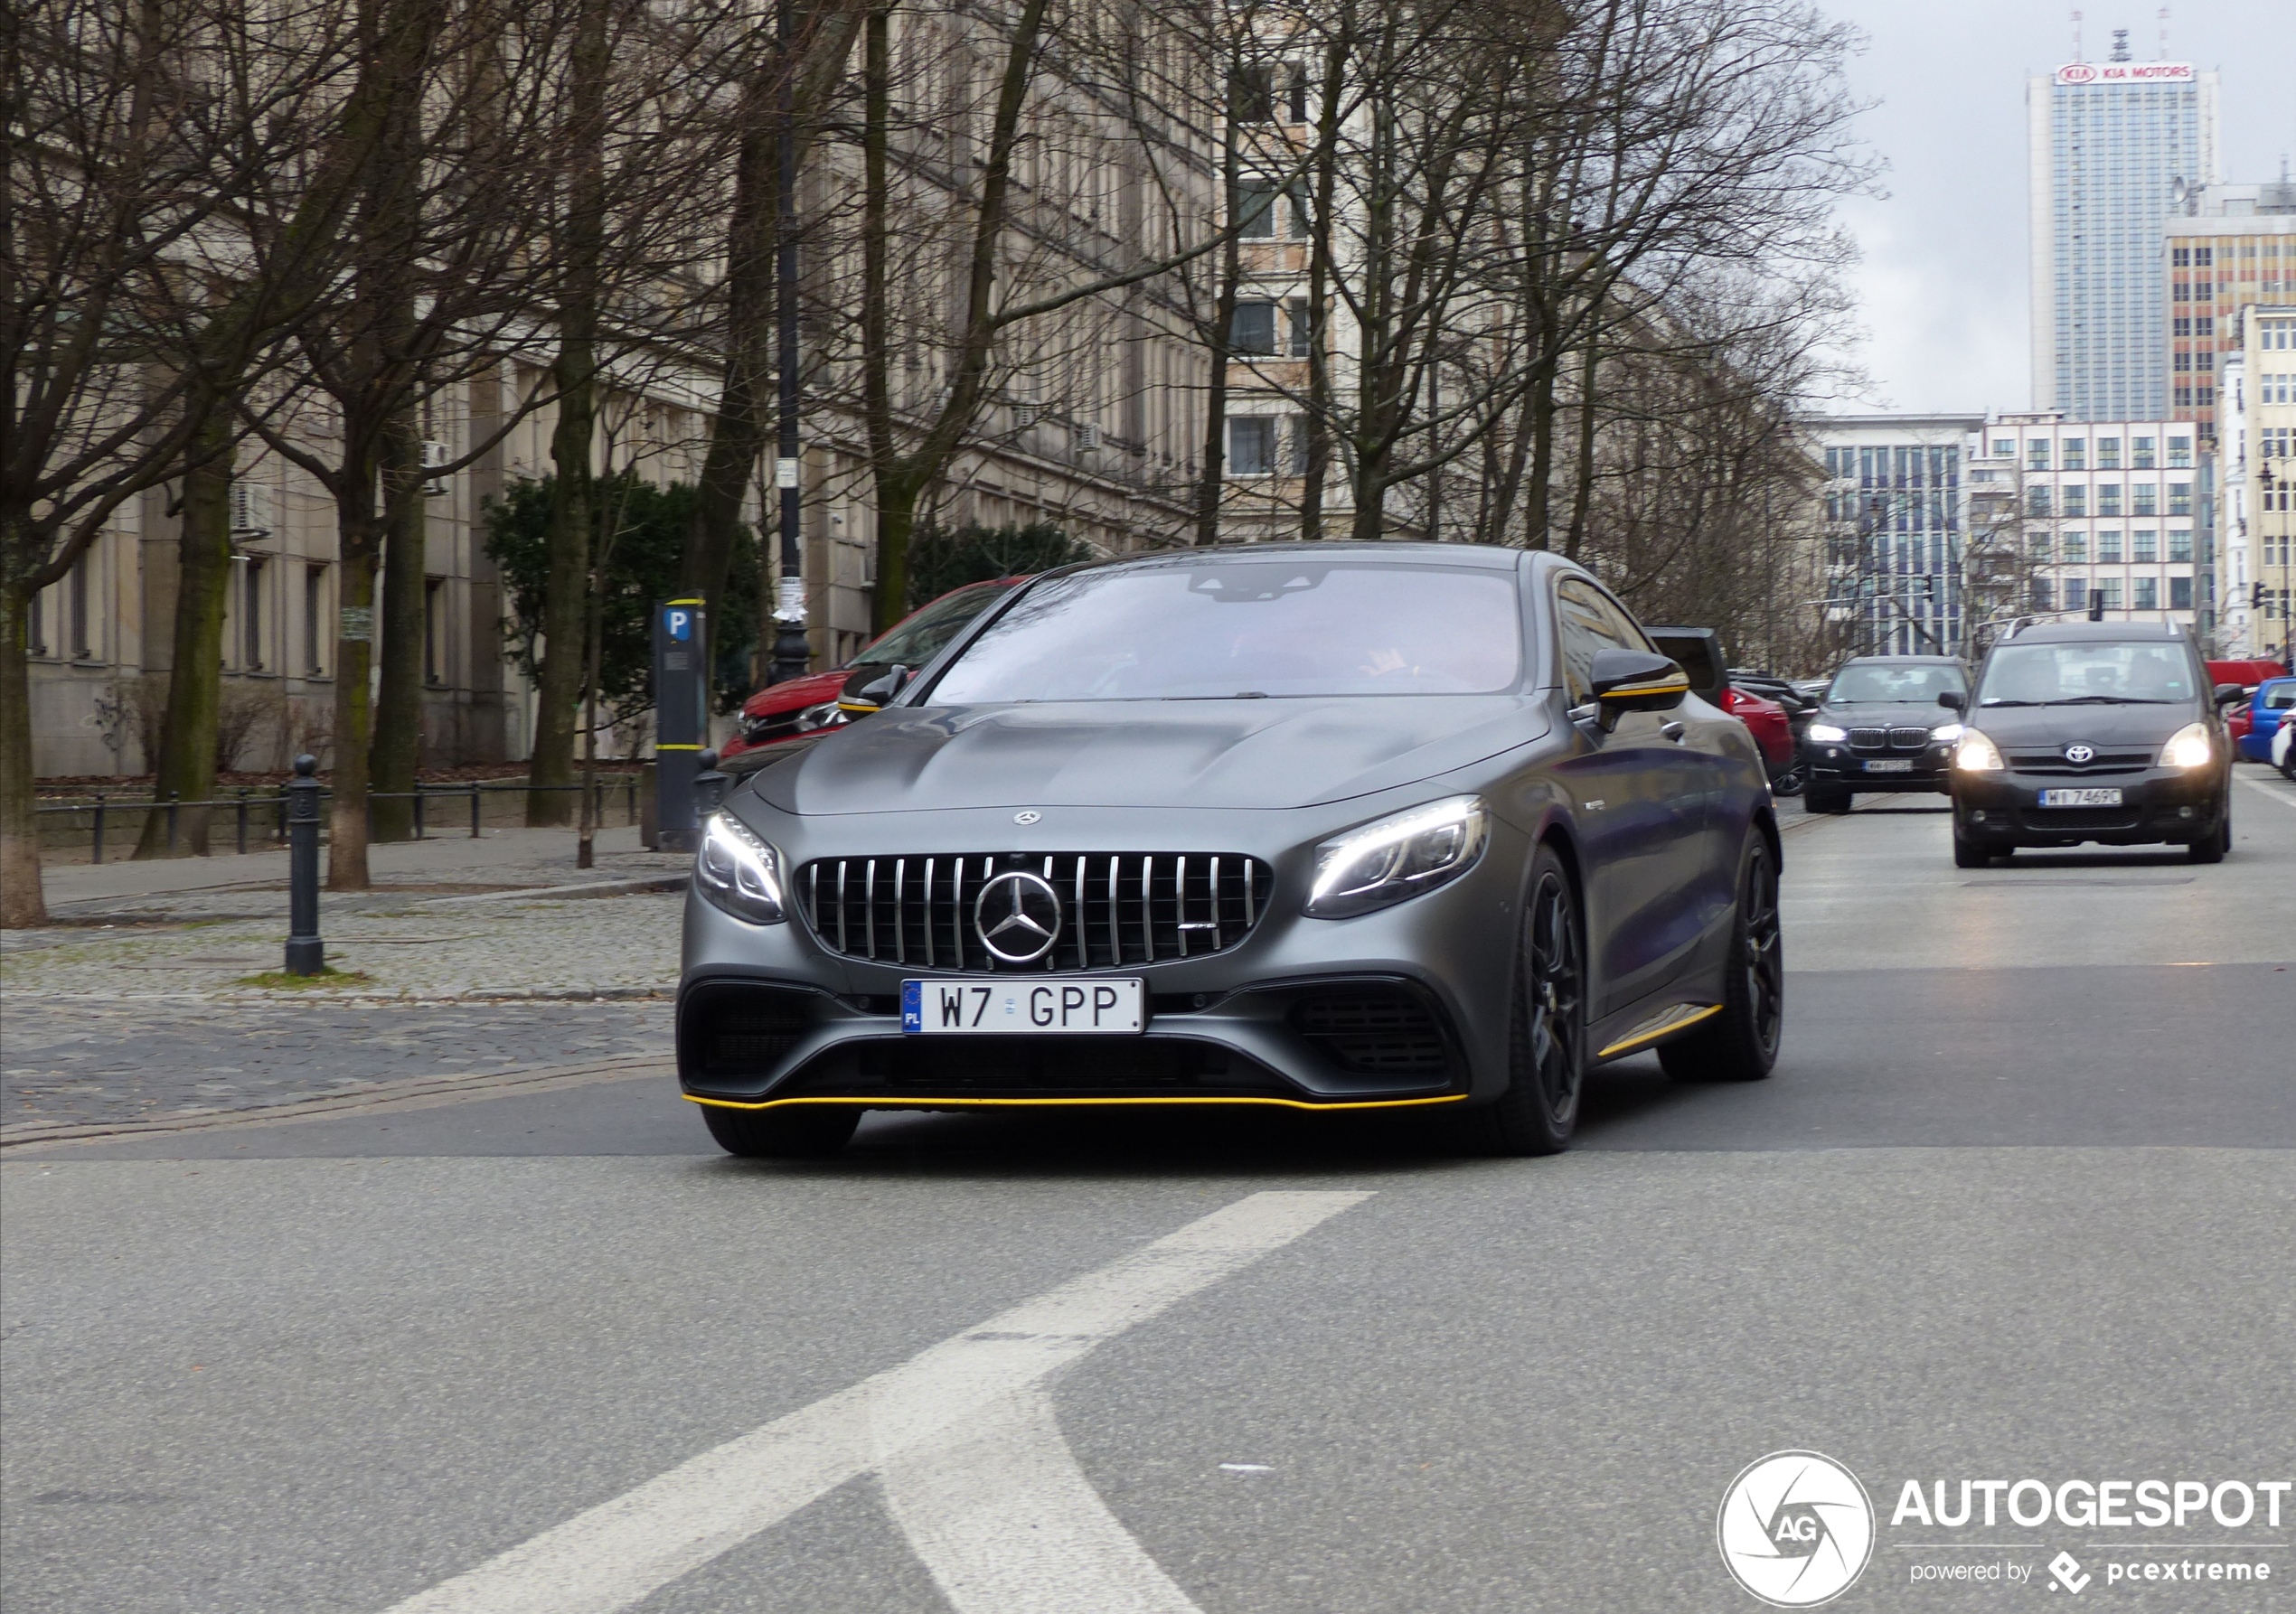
[695,812,788,924]
[1953,730,2004,772]
[1306,795,1489,918]
[1806,722,1847,743]
[2157,722,2213,770]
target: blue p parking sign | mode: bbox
[663,605,694,642]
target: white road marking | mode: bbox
[381,1190,1370,1614]
[2235,774,2296,809]
[879,1386,1204,1614]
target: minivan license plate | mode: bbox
[902,978,1144,1035]
[2037,787,2123,808]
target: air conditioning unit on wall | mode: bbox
[422,439,452,496]
[1073,422,1101,453]
[229,482,272,538]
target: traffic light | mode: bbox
[2256,583,2269,610]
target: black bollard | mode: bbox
[285,755,324,975]
[692,750,729,820]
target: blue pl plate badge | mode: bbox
[901,980,922,1033]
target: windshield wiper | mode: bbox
[2045,696,2172,704]
[1979,699,2040,707]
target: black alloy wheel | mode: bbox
[1463,845,1586,1156]
[701,1102,861,1159]
[1660,835,1783,1084]
[1952,830,2000,868]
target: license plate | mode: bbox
[2037,787,2123,808]
[901,978,1144,1036]
[1863,758,1915,774]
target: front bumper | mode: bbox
[675,802,1529,1114]
[1805,741,1954,793]
[1951,765,2227,847]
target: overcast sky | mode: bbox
[1817,0,2296,416]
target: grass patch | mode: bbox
[231,966,377,990]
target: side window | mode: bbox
[1555,577,1631,703]
[1589,586,1656,656]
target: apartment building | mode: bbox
[1811,415,1981,657]
[2162,178,2296,448]
[2215,305,2296,663]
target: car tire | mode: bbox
[1460,844,1586,1157]
[1659,835,1783,1084]
[2188,805,2230,863]
[701,1103,860,1159]
[1952,831,1998,868]
[1805,784,1851,814]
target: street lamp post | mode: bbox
[767,0,809,686]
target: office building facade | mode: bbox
[1813,415,1982,658]
[2028,59,2219,421]
[2162,179,2296,449]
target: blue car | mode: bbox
[2239,677,2296,763]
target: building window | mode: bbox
[1991,437,2013,457]
[2170,575,2194,610]
[2098,530,2123,564]
[2063,531,2086,563]
[2098,483,2122,517]
[2133,577,2160,611]
[2133,530,2158,563]
[69,552,93,660]
[2062,485,2086,516]
[2062,438,2085,470]
[1227,416,1275,475]
[2030,577,2054,611]
[1234,181,1276,239]
[424,577,447,685]
[2065,577,2087,613]
[2168,482,2191,516]
[305,564,328,675]
[2096,436,2121,468]
[1286,298,1312,358]
[243,558,266,671]
[2026,486,2051,517]
[1229,301,1277,355]
[2169,530,2192,563]
[27,584,45,656]
[2132,483,2158,517]
[2131,437,2155,469]
[2172,247,2190,267]
[1231,65,1275,123]
[2028,441,2050,471]
[1286,65,1309,124]
[2099,579,2122,610]
[1286,414,1310,475]
[2168,436,2192,467]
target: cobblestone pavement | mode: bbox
[0,998,671,1131]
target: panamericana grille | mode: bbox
[2006,747,2150,776]
[799,853,1273,971]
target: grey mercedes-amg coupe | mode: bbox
[679,544,1783,1157]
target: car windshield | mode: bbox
[927,562,1522,701]
[857,583,1007,668]
[1826,663,1965,704]
[1977,642,2197,706]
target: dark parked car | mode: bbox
[1646,630,1797,786]
[682,545,1783,1159]
[1945,620,2239,867]
[1802,655,1971,813]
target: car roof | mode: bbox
[2001,620,2190,645]
[1835,655,1961,666]
[1075,541,1528,575]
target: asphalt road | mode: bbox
[5,772,2293,1613]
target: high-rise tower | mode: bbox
[2028,41,2220,421]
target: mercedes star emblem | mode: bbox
[2065,744,2095,765]
[1014,810,1041,825]
[974,870,1063,963]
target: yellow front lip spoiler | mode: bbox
[684,1092,1467,1114]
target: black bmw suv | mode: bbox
[1945,621,2241,867]
[1802,655,1970,813]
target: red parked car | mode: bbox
[2207,658,2291,758]
[1719,685,1794,773]
[720,578,1025,762]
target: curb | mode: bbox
[0,1054,673,1150]
[420,874,690,905]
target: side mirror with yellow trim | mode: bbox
[1589,648,1689,729]
[839,662,912,717]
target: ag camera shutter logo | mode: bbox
[1717,1450,1876,1607]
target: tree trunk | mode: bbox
[135,423,234,858]
[528,0,607,827]
[369,410,426,841]
[326,490,382,889]
[1297,35,1346,544]
[1190,108,1245,548]
[0,561,46,927]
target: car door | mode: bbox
[1548,577,1714,1017]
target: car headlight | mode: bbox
[1306,794,1488,918]
[1806,722,1847,743]
[694,812,788,924]
[2157,722,2213,770]
[1930,722,1964,743]
[1953,729,2004,772]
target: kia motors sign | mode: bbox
[2056,61,2195,85]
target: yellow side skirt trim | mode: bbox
[1597,1001,1722,1059]
[685,1092,1468,1114]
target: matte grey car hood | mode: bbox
[753,697,1548,814]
